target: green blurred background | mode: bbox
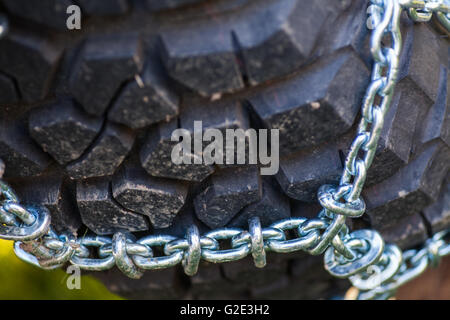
[0,239,122,299]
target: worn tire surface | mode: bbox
[0,0,449,299]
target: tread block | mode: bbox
[279,255,348,300]
[160,23,243,97]
[147,0,250,20]
[194,166,262,228]
[290,253,322,278]
[10,176,81,234]
[221,255,288,288]
[0,119,51,177]
[379,214,428,250]
[95,266,183,299]
[69,35,144,116]
[315,0,371,66]
[414,144,450,202]
[180,100,249,132]
[419,66,449,148]
[250,257,343,299]
[0,73,19,104]
[29,98,102,165]
[77,0,129,15]
[140,118,215,182]
[275,143,342,202]
[228,180,290,228]
[112,163,188,228]
[0,159,4,177]
[146,0,206,11]
[108,59,179,129]
[423,178,450,234]
[158,0,342,96]
[76,177,149,234]
[362,79,421,186]
[291,200,323,220]
[0,31,60,102]
[190,264,246,299]
[66,123,135,179]
[399,23,443,102]
[249,276,291,299]
[2,0,73,30]
[180,100,250,166]
[233,0,331,85]
[153,204,209,238]
[364,142,450,229]
[247,50,369,153]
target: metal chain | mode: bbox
[0,0,448,300]
[400,0,450,26]
[347,230,450,299]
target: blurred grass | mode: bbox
[0,239,122,299]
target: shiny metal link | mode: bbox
[182,225,201,276]
[38,242,74,268]
[112,232,143,279]
[436,10,450,30]
[400,0,450,30]
[14,242,60,270]
[433,230,450,256]
[3,202,35,225]
[324,230,385,278]
[248,216,266,268]
[318,185,365,217]
[0,181,19,203]
[98,240,152,257]
[0,15,7,39]
[0,204,17,225]
[201,228,251,263]
[348,244,403,290]
[318,0,403,277]
[347,229,450,300]
[400,0,449,18]
[261,227,286,243]
[265,218,321,253]
[15,229,80,269]
[70,236,116,271]
[0,0,448,301]
[0,205,50,241]
[133,235,184,270]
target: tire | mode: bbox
[0,0,448,299]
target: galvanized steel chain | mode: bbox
[0,0,448,300]
[400,0,450,27]
[320,0,405,279]
[345,229,450,299]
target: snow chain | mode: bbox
[0,0,449,300]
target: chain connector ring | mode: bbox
[248,216,266,268]
[0,205,50,241]
[112,232,143,279]
[70,236,116,271]
[349,244,402,290]
[133,235,184,270]
[182,225,201,276]
[318,185,366,217]
[324,229,384,278]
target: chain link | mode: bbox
[0,0,448,300]
[348,230,450,299]
[399,0,450,23]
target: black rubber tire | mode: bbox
[0,0,448,299]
